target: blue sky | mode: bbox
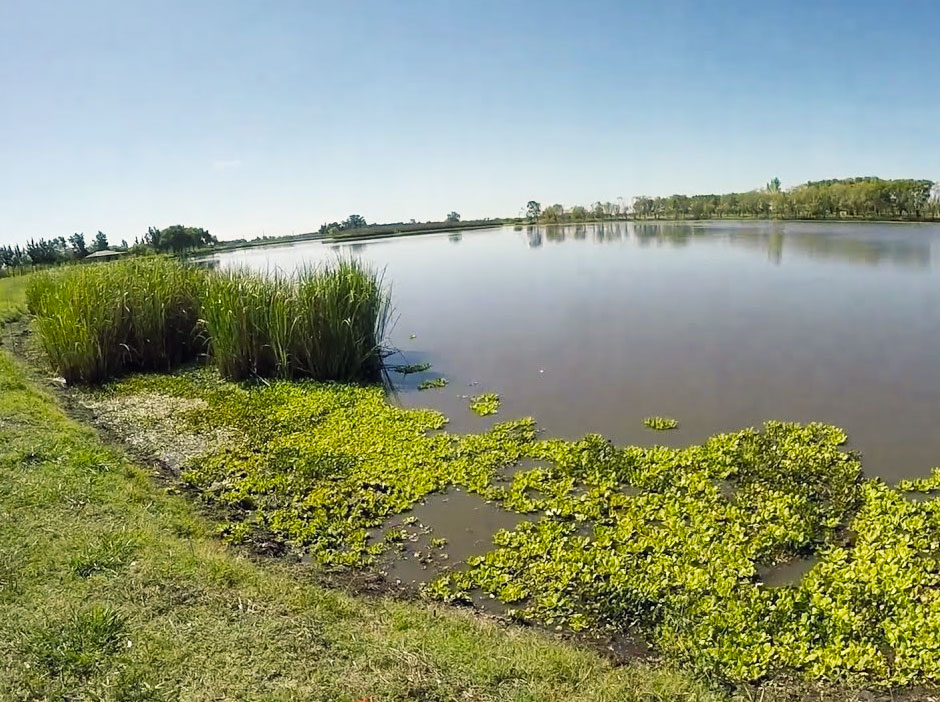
[1,0,938,243]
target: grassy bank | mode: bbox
[0,277,720,701]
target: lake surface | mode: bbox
[212,221,940,485]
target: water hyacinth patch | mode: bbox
[392,362,432,375]
[81,368,940,687]
[470,393,500,416]
[432,422,869,681]
[91,369,532,566]
[644,416,678,430]
[417,377,447,390]
[897,467,940,493]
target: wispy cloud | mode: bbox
[212,159,241,171]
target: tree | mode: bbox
[0,244,29,269]
[142,225,215,253]
[446,211,461,222]
[766,177,782,193]
[317,221,341,236]
[142,226,161,249]
[165,225,190,252]
[541,204,564,223]
[162,225,215,253]
[68,232,88,258]
[526,201,541,223]
[24,237,66,264]
[343,214,367,230]
[93,231,109,252]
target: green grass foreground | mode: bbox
[0,288,717,700]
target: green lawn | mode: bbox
[0,275,719,701]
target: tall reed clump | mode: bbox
[292,260,392,381]
[199,271,288,380]
[28,257,390,385]
[26,258,205,384]
[201,259,391,382]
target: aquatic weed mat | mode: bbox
[80,366,940,688]
[0,347,725,701]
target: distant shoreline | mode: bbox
[197,220,511,255]
[200,215,940,255]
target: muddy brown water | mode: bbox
[757,555,820,588]
[213,221,940,587]
[380,489,528,586]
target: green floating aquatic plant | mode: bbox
[470,393,500,416]
[393,362,432,375]
[418,377,447,390]
[896,466,940,493]
[87,368,940,688]
[644,416,678,430]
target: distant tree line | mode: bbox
[524,178,939,224]
[524,199,631,223]
[0,230,116,269]
[5,177,937,272]
[631,177,939,221]
[1,224,216,273]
